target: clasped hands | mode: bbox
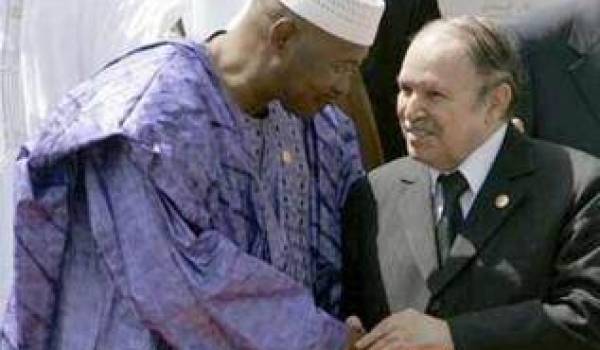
[345,309,454,350]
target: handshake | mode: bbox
[345,309,454,350]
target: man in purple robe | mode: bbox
[0,0,384,348]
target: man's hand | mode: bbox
[345,316,366,350]
[354,309,454,350]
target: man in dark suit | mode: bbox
[343,16,600,350]
[503,0,600,157]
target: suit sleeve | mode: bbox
[448,193,600,350]
[341,176,374,317]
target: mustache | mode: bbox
[401,118,439,136]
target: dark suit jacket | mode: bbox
[361,0,440,161]
[503,0,600,157]
[343,126,600,350]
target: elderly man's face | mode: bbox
[280,30,368,117]
[397,33,503,171]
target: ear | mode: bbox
[486,82,512,124]
[268,17,298,52]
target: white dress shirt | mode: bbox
[429,123,508,222]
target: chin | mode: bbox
[407,148,423,162]
[406,141,423,158]
[408,146,434,168]
[288,103,324,118]
[412,155,440,169]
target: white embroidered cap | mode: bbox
[279,0,385,46]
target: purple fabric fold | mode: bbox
[1,40,362,349]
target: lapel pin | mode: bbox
[282,150,293,164]
[495,194,510,209]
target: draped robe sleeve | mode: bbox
[1,41,354,349]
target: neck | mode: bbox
[206,31,275,116]
[454,121,508,171]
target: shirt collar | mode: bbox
[429,123,508,196]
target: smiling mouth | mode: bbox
[403,127,435,138]
[315,99,329,108]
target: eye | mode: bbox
[426,90,445,100]
[399,83,413,95]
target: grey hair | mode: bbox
[416,16,526,119]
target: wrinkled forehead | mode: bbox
[400,32,474,82]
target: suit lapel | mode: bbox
[394,161,439,282]
[428,127,536,298]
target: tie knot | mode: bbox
[438,171,469,199]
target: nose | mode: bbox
[397,90,422,123]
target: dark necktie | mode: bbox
[435,171,469,266]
